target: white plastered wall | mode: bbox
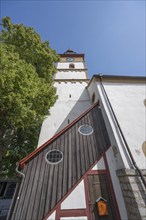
[91,157,105,170]
[61,180,86,209]
[57,62,84,69]
[104,83,146,169]
[87,79,99,104]
[55,71,87,79]
[47,211,56,220]
[38,81,91,147]
[87,80,129,169]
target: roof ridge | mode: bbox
[19,101,99,168]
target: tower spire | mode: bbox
[64,48,76,54]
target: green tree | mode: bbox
[0,17,60,177]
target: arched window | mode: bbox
[92,92,96,104]
[69,63,75,68]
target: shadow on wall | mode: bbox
[55,88,91,134]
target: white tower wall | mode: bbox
[55,71,87,79]
[38,81,91,147]
[57,62,84,69]
[38,51,91,147]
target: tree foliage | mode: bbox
[0,17,60,177]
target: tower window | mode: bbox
[69,63,75,69]
[69,94,71,98]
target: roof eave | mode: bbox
[87,74,146,87]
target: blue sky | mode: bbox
[1,1,145,78]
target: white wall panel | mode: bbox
[61,180,86,209]
[104,84,146,169]
[92,157,105,170]
[47,211,56,220]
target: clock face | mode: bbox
[66,57,74,62]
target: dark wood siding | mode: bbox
[11,105,111,220]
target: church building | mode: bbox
[6,49,146,220]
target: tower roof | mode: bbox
[59,49,84,59]
[64,48,76,54]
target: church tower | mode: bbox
[6,50,145,220]
[38,49,91,147]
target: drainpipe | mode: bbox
[7,164,25,220]
[99,75,146,189]
[15,163,25,178]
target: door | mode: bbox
[87,174,118,220]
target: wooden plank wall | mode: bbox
[11,105,111,220]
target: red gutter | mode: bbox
[19,101,99,168]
